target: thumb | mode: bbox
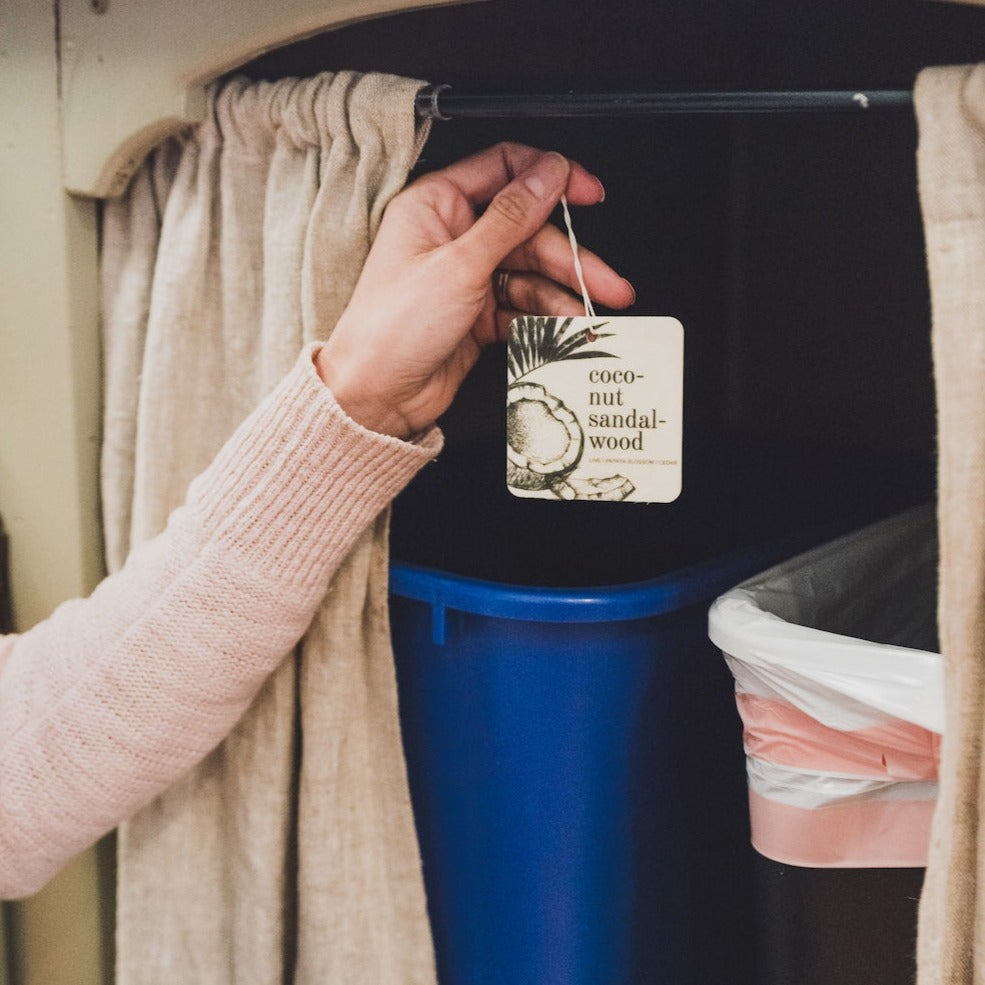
[454,151,571,274]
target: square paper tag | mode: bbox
[507,315,683,503]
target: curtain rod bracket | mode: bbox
[420,83,454,121]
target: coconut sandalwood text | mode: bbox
[586,368,665,451]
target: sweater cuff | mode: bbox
[187,343,443,596]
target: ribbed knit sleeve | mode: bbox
[0,344,442,898]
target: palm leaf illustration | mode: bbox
[508,316,617,382]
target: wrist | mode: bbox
[313,344,413,441]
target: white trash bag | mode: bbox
[708,505,943,868]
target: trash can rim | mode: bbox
[389,531,815,624]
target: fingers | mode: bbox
[504,225,636,311]
[493,270,586,316]
[438,142,606,208]
[450,151,573,276]
[490,289,592,345]
[440,144,612,279]
[478,269,601,347]
[488,267,635,351]
[435,146,632,307]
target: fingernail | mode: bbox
[594,177,606,203]
[623,278,637,304]
[524,151,570,201]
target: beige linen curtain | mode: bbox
[100,71,435,985]
[915,64,985,984]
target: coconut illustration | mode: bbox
[506,382,583,490]
[550,474,636,501]
[506,315,636,501]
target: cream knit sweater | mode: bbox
[0,344,441,899]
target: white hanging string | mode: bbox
[560,195,596,319]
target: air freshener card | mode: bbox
[506,315,683,503]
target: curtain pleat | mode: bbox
[915,64,985,985]
[100,71,434,985]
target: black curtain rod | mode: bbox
[415,84,914,120]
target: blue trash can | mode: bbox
[389,536,817,985]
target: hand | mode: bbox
[316,142,636,440]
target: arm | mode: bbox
[0,144,633,898]
[0,347,440,898]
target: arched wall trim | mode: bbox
[59,0,481,198]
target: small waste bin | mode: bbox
[708,504,944,985]
[389,533,824,985]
